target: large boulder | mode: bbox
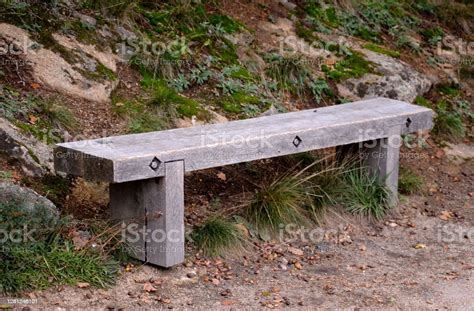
[0,23,117,103]
[0,117,53,177]
[337,49,432,103]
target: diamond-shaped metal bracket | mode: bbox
[293,136,302,148]
[149,157,162,171]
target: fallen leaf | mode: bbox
[221,300,236,306]
[435,149,444,159]
[288,247,304,256]
[414,243,427,249]
[29,115,38,124]
[72,235,89,250]
[439,211,453,221]
[294,262,303,270]
[30,83,41,89]
[217,172,227,181]
[143,283,157,293]
[77,282,90,288]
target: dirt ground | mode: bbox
[1,143,472,310]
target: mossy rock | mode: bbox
[0,182,59,243]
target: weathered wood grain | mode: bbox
[55,98,433,183]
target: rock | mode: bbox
[53,33,118,72]
[115,25,137,41]
[260,105,279,116]
[0,117,53,176]
[337,49,432,103]
[0,23,116,103]
[279,0,297,10]
[443,143,474,164]
[73,12,97,27]
[0,182,59,236]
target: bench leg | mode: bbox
[337,126,402,206]
[362,129,401,206]
[109,160,185,268]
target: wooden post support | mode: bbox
[361,125,402,206]
[147,160,185,267]
[109,160,185,268]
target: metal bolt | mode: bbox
[293,136,302,147]
[149,157,162,171]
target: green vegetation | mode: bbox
[265,54,332,103]
[192,217,242,257]
[323,52,376,82]
[437,83,461,97]
[218,91,261,115]
[434,101,466,141]
[0,199,119,294]
[246,171,311,231]
[0,88,77,144]
[363,43,400,58]
[147,80,207,119]
[295,21,319,43]
[414,95,432,108]
[339,168,391,220]
[415,88,470,143]
[398,168,424,195]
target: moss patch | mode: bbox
[363,43,400,58]
[323,52,376,82]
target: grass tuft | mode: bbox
[398,168,424,195]
[246,171,312,231]
[192,217,242,257]
[434,101,466,142]
[339,168,391,220]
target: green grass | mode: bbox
[437,83,461,97]
[147,80,208,119]
[295,21,319,43]
[414,95,432,108]
[0,239,118,294]
[323,52,376,82]
[218,91,261,115]
[192,217,242,257]
[363,43,400,58]
[40,100,79,132]
[0,200,119,294]
[339,168,392,220]
[246,172,311,231]
[434,104,466,141]
[265,54,312,97]
[398,168,424,195]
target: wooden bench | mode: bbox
[54,98,433,267]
